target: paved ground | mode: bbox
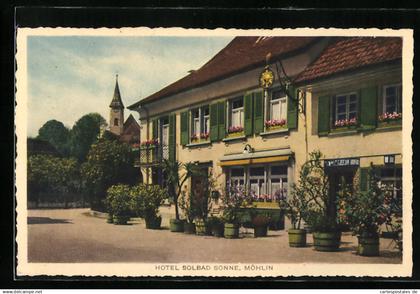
[27,208,402,263]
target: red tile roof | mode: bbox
[295,37,402,83]
[129,36,318,108]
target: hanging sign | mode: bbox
[259,66,274,89]
[324,157,360,168]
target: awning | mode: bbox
[219,148,292,167]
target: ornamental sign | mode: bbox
[259,66,274,89]
[324,157,360,168]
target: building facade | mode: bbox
[128,37,403,228]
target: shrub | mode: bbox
[222,183,252,224]
[106,184,132,217]
[339,166,393,236]
[130,184,168,220]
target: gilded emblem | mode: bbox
[259,67,274,88]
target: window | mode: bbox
[190,106,210,142]
[249,167,266,199]
[229,97,244,129]
[160,117,169,159]
[227,164,288,202]
[230,167,245,187]
[269,90,287,121]
[379,166,402,215]
[383,84,402,114]
[114,118,119,126]
[333,92,358,127]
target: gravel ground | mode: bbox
[27,208,402,264]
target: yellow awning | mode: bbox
[219,149,292,167]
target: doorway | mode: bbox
[326,167,357,229]
[191,165,211,219]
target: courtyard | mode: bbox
[27,208,402,264]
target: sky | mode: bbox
[27,36,233,137]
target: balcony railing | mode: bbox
[133,144,169,166]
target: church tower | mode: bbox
[109,74,124,136]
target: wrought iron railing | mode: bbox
[133,144,169,166]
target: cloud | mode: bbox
[27,36,233,137]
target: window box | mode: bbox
[378,119,402,129]
[265,124,288,132]
[226,131,245,138]
[330,125,358,133]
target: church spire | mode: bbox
[109,74,124,108]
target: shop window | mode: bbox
[382,84,402,116]
[227,164,288,202]
[228,97,244,132]
[333,92,358,127]
[249,167,266,200]
[190,106,210,142]
[379,166,402,215]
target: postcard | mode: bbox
[15,27,413,277]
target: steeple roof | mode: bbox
[109,74,124,108]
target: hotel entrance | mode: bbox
[324,157,360,228]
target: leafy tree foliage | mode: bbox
[69,113,107,162]
[27,155,80,206]
[81,138,139,210]
[37,120,70,156]
[338,166,394,236]
[159,160,197,220]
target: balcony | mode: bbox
[133,144,169,167]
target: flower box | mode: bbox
[266,125,287,132]
[378,113,402,128]
[226,131,244,138]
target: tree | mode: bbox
[37,119,70,156]
[80,138,139,210]
[70,113,107,162]
[160,160,197,220]
[28,155,80,207]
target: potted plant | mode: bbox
[222,183,249,239]
[106,184,132,225]
[339,166,392,256]
[179,189,197,234]
[103,196,114,223]
[131,184,167,230]
[300,151,341,251]
[160,160,197,233]
[207,216,224,237]
[279,180,309,247]
[194,170,215,236]
[251,213,271,238]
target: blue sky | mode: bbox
[27,36,233,137]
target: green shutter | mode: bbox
[180,111,189,146]
[218,101,226,140]
[152,119,159,140]
[244,93,253,136]
[287,86,298,130]
[359,167,369,192]
[253,91,264,134]
[168,114,176,161]
[318,95,330,136]
[210,103,219,142]
[360,86,378,131]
